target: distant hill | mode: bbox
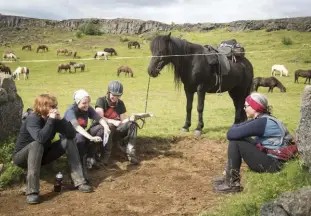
[0,14,311,35]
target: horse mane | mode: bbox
[151,36,191,88]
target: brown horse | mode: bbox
[57,63,71,73]
[22,45,32,51]
[117,66,133,77]
[0,65,11,75]
[128,41,140,49]
[294,69,311,84]
[37,45,49,53]
[57,48,68,56]
[252,77,286,93]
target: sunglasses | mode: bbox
[244,104,250,109]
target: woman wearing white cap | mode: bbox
[214,93,297,193]
[62,89,110,179]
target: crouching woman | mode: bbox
[214,93,297,193]
[13,94,92,205]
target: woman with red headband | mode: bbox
[214,93,296,193]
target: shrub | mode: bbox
[75,30,83,38]
[79,21,101,36]
[282,36,293,45]
[120,36,129,42]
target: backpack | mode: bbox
[22,108,33,123]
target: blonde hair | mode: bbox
[33,94,58,116]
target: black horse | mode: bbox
[252,77,286,93]
[128,41,140,49]
[147,33,254,136]
[294,69,311,84]
[104,48,117,56]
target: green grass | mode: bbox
[1,28,311,214]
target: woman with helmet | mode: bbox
[94,80,140,165]
[62,89,111,179]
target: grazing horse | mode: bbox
[2,53,18,61]
[12,67,29,80]
[0,65,11,75]
[117,65,133,77]
[104,48,117,56]
[252,77,286,93]
[69,61,85,72]
[94,51,108,60]
[57,48,68,56]
[22,45,32,51]
[148,33,254,136]
[37,45,49,53]
[128,41,140,49]
[57,64,71,73]
[271,64,288,77]
[294,69,311,84]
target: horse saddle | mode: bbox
[203,45,230,76]
[218,39,245,58]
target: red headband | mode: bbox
[246,96,265,112]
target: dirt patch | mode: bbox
[0,137,227,216]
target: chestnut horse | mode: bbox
[57,48,68,56]
[117,66,133,77]
[57,64,71,73]
[37,45,49,53]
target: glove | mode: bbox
[90,136,102,142]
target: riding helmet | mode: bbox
[108,80,123,96]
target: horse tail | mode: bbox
[94,53,97,59]
[294,71,299,83]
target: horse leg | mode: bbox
[194,86,206,136]
[229,87,248,123]
[182,87,194,132]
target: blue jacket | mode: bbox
[227,114,293,157]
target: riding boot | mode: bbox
[214,169,243,193]
[212,161,228,186]
[81,155,90,183]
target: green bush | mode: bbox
[0,138,24,189]
[75,30,83,38]
[120,36,129,42]
[79,21,101,35]
[282,36,293,45]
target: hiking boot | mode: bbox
[212,175,225,186]
[127,154,140,165]
[214,182,243,193]
[78,184,93,193]
[27,193,40,204]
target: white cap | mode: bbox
[73,89,89,104]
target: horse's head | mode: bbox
[148,32,172,77]
[280,86,286,93]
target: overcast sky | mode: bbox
[0,0,310,24]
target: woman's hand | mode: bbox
[90,136,102,142]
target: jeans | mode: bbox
[13,139,86,195]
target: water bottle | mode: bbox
[54,172,63,192]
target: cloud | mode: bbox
[0,0,310,24]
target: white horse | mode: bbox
[12,67,29,80]
[2,53,18,61]
[271,64,289,77]
[94,51,108,60]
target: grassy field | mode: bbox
[1,28,311,215]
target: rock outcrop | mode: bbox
[260,187,311,216]
[1,14,311,35]
[295,85,311,172]
[0,73,23,142]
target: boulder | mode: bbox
[0,74,23,141]
[295,85,311,172]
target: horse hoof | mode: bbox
[181,128,189,132]
[194,130,202,137]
